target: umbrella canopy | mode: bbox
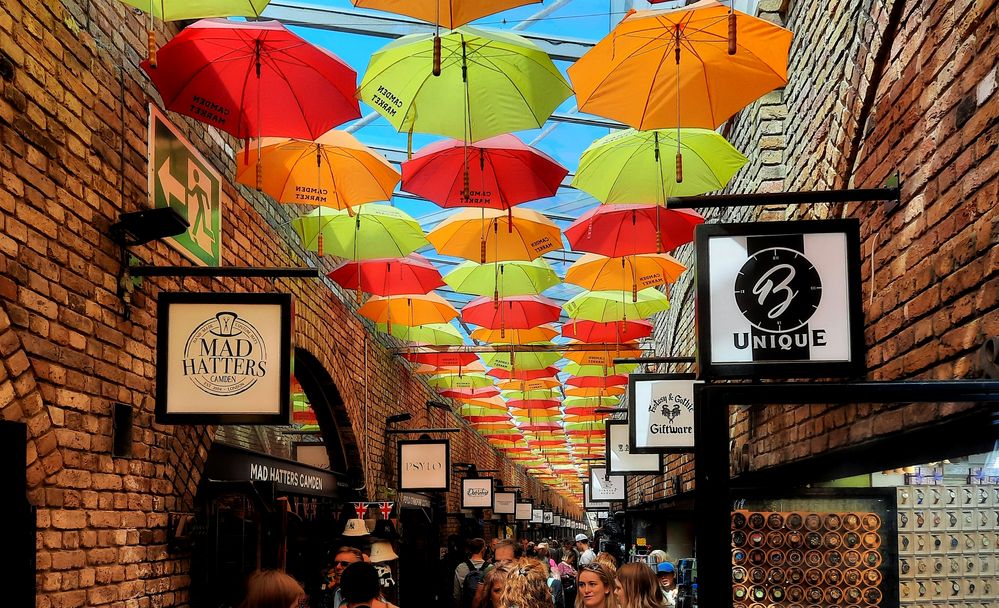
[358,293,458,326]
[328,254,444,296]
[402,135,568,209]
[427,373,495,390]
[563,288,671,322]
[573,128,747,203]
[503,389,562,400]
[359,27,573,141]
[564,386,626,398]
[471,325,559,345]
[562,320,653,343]
[563,362,639,377]
[236,131,399,210]
[291,204,427,260]
[123,0,269,19]
[480,350,562,371]
[566,204,704,256]
[444,259,560,298]
[564,396,620,408]
[488,367,560,381]
[564,375,628,388]
[564,349,642,366]
[142,20,359,140]
[507,399,563,410]
[375,322,463,345]
[498,378,560,391]
[463,295,562,330]
[440,386,501,399]
[404,352,480,368]
[565,253,686,298]
[568,1,793,130]
[352,0,540,29]
[412,360,485,374]
[428,208,561,263]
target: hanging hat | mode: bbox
[369,540,400,563]
[343,518,370,537]
[371,518,400,542]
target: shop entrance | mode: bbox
[0,420,33,607]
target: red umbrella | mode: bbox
[562,319,654,343]
[487,367,560,380]
[506,399,562,410]
[520,422,563,432]
[565,204,704,256]
[327,254,444,297]
[142,20,360,141]
[403,352,480,367]
[439,386,501,399]
[462,295,561,329]
[402,135,568,209]
[464,414,512,423]
[564,375,629,388]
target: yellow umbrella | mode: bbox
[352,0,540,29]
[428,208,561,263]
[471,325,559,344]
[565,253,686,301]
[236,131,399,210]
[357,293,458,326]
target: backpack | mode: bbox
[460,560,488,608]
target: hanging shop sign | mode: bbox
[628,374,697,453]
[553,515,561,526]
[461,477,494,509]
[292,443,331,470]
[398,439,450,491]
[400,492,432,509]
[148,105,222,267]
[543,511,554,524]
[584,484,611,510]
[156,293,292,424]
[493,491,517,514]
[589,467,626,502]
[531,508,544,524]
[694,220,864,379]
[606,419,663,473]
[515,501,534,521]
[204,442,342,498]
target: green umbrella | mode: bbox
[358,26,573,142]
[374,322,464,345]
[444,259,560,298]
[563,288,670,322]
[572,128,748,204]
[427,373,494,390]
[480,349,563,371]
[291,204,427,260]
[123,0,269,20]
[562,362,639,377]
[502,389,563,400]
[563,396,620,408]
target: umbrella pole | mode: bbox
[729,3,738,54]
[254,40,263,191]
[674,26,684,185]
[146,0,157,68]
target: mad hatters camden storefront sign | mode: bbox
[694,220,864,379]
[156,293,292,424]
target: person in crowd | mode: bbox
[339,562,399,608]
[455,538,489,606]
[472,564,510,608]
[554,546,578,608]
[487,538,500,562]
[574,535,596,567]
[241,570,307,608]
[533,552,565,608]
[613,563,664,608]
[499,558,554,608]
[575,563,616,608]
[593,553,617,570]
[329,547,365,608]
[536,546,557,572]
[655,563,677,607]
[526,541,537,558]
[646,551,668,566]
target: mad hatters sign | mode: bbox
[398,440,450,491]
[627,374,697,453]
[462,477,494,509]
[695,220,864,379]
[156,293,291,424]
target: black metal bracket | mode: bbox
[665,184,901,209]
[385,428,460,434]
[129,266,319,278]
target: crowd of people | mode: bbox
[235,534,679,608]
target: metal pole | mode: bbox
[612,356,695,364]
[395,343,650,354]
[666,186,899,209]
[386,428,461,435]
[130,266,319,278]
[693,384,731,608]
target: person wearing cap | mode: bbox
[574,534,596,567]
[339,562,399,608]
[656,562,677,607]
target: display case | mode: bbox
[731,489,897,608]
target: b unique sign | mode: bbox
[695,220,864,379]
[461,478,494,509]
[628,374,697,453]
[515,501,533,521]
[398,440,450,491]
[493,491,517,515]
[156,293,291,424]
[589,467,626,502]
[606,420,663,473]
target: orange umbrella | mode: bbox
[564,348,643,366]
[471,325,559,344]
[358,293,458,326]
[236,131,398,210]
[498,378,561,391]
[428,208,561,263]
[412,361,486,374]
[568,0,792,130]
[352,0,540,29]
[565,253,686,301]
[564,386,626,398]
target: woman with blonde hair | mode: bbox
[499,558,553,608]
[575,562,616,608]
[472,564,510,608]
[613,563,664,608]
[240,570,307,608]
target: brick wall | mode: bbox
[626,0,997,508]
[0,1,579,606]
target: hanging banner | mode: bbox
[398,440,450,491]
[156,293,292,424]
[461,477,494,509]
[493,491,517,515]
[148,105,222,267]
[606,419,663,473]
[589,467,626,502]
[584,483,611,510]
[628,374,697,453]
[515,501,533,521]
[695,220,864,379]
